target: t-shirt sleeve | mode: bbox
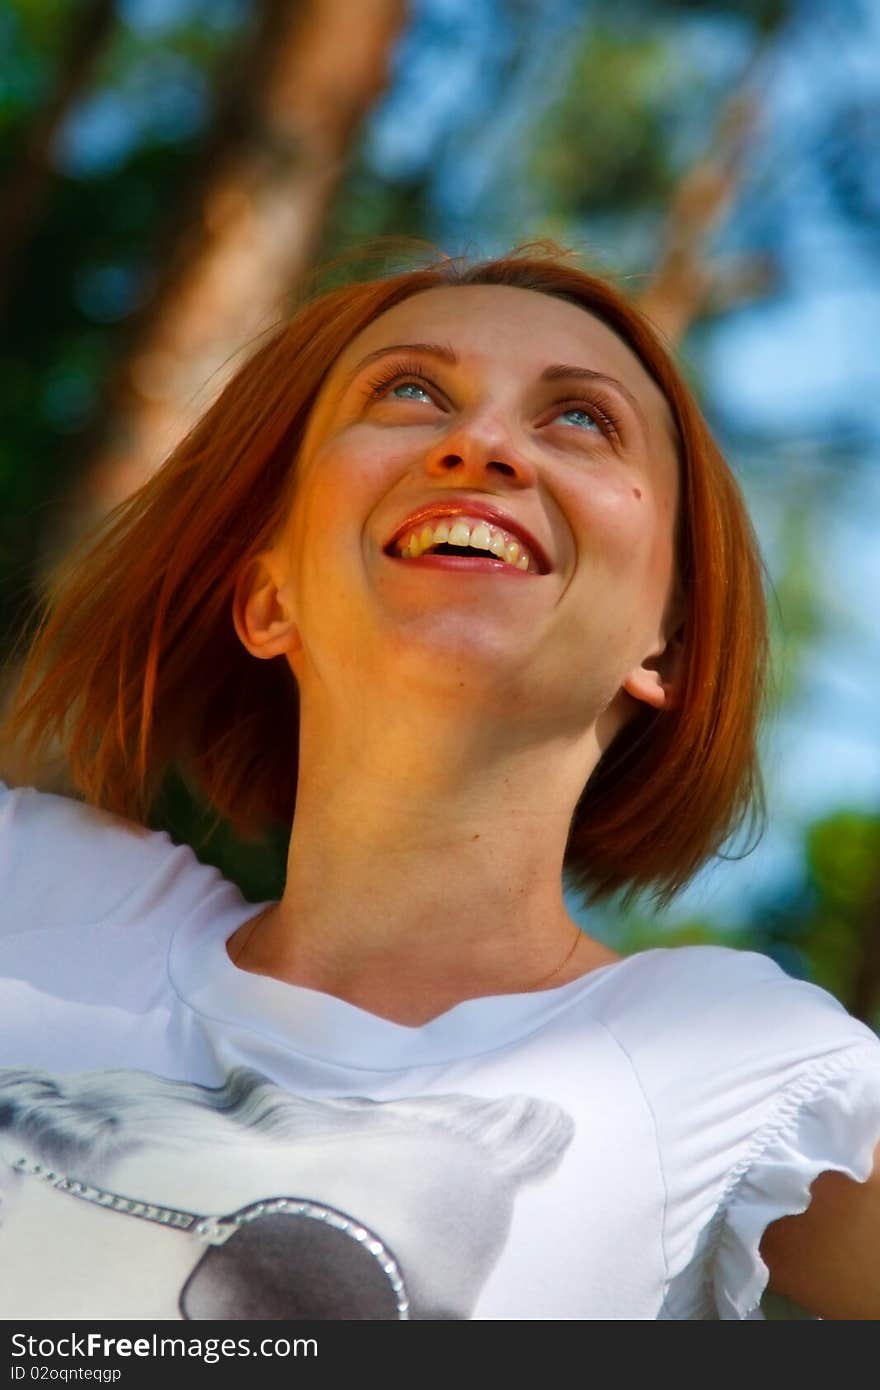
[0,778,216,936]
[711,1041,880,1319]
[604,945,880,1320]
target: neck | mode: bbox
[229,698,621,1022]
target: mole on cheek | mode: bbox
[632,487,642,500]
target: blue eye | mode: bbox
[556,406,600,431]
[390,381,433,402]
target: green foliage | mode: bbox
[320,161,437,268]
[809,810,880,911]
[580,901,752,956]
[146,764,289,906]
[800,811,880,1010]
[520,2,795,280]
[0,1,251,634]
[584,804,880,1029]
[761,1289,817,1319]
[1,1,76,114]
[528,23,693,222]
[763,495,826,710]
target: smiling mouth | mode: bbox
[384,516,542,574]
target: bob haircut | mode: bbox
[0,239,768,910]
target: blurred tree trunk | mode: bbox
[38,0,408,572]
[0,0,120,320]
[637,61,776,345]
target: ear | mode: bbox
[621,621,684,712]
[232,552,302,663]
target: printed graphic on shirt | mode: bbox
[0,1066,574,1321]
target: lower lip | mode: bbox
[388,554,536,576]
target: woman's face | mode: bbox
[243,283,682,742]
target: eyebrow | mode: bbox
[337,341,459,396]
[341,341,648,434]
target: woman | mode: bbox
[1,242,878,1320]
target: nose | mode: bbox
[421,410,538,489]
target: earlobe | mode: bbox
[622,624,684,712]
[232,554,301,661]
[621,667,676,711]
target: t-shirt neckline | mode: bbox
[168,888,661,1071]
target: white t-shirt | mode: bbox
[1,779,879,1321]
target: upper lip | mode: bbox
[383,498,551,574]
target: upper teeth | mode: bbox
[396,516,535,571]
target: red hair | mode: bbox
[0,240,769,909]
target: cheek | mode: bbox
[571,474,678,630]
[280,433,411,639]
[285,440,382,570]
[573,473,664,574]
[298,428,411,531]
